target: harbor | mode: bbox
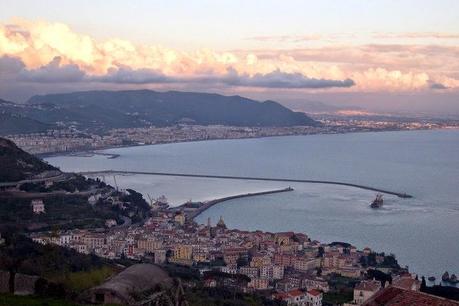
[172,187,295,219]
[79,170,413,199]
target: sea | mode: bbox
[45,129,459,283]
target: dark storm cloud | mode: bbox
[217,68,355,89]
[90,66,175,84]
[429,82,448,90]
[18,57,85,83]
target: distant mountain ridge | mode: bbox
[25,90,319,130]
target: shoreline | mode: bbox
[36,126,445,159]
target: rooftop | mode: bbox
[363,286,459,306]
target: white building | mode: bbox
[306,289,323,306]
[31,199,45,214]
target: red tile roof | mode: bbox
[308,289,322,297]
[363,286,459,306]
[288,289,305,297]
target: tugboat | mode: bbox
[442,271,450,282]
[370,194,384,208]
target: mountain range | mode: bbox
[0,90,318,135]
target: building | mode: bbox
[249,278,269,290]
[302,277,329,292]
[273,289,307,305]
[306,289,323,306]
[362,285,459,306]
[31,199,45,214]
[391,274,421,291]
[174,212,186,226]
[173,244,192,260]
[351,280,382,305]
[137,239,162,253]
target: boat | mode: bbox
[428,276,436,282]
[370,194,384,208]
[442,271,450,282]
[450,274,458,284]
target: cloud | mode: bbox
[91,66,175,84]
[1,19,458,94]
[218,68,355,89]
[0,55,25,77]
[373,32,459,40]
[429,82,448,90]
[18,56,85,82]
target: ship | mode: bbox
[370,194,384,208]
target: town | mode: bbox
[6,116,458,155]
[27,193,431,306]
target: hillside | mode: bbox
[27,90,319,129]
[0,111,52,136]
[0,137,58,182]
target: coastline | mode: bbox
[37,126,442,159]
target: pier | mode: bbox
[79,170,413,198]
[174,187,294,219]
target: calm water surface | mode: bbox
[45,130,459,281]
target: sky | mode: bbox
[1,0,459,115]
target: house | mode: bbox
[31,199,45,214]
[362,285,459,306]
[302,277,329,292]
[273,289,308,305]
[249,278,269,290]
[391,274,421,291]
[306,289,323,306]
[105,219,117,228]
[174,212,186,226]
[351,280,382,305]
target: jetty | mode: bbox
[173,187,294,219]
[79,170,413,199]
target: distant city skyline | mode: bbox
[1,0,459,115]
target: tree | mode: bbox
[421,276,427,291]
[317,246,325,258]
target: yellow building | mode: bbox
[174,213,186,226]
[137,239,162,252]
[173,244,193,260]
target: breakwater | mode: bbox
[80,170,413,198]
[176,187,294,219]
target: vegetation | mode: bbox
[184,287,283,306]
[20,176,104,193]
[0,294,84,306]
[421,284,459,301]
[52,266,115,292]
[323,291,353,305]
[0,234,108,278]
[0,137,57,182]
[0,111,52,136]
[0,194,118,231]
[0,90,319,135]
